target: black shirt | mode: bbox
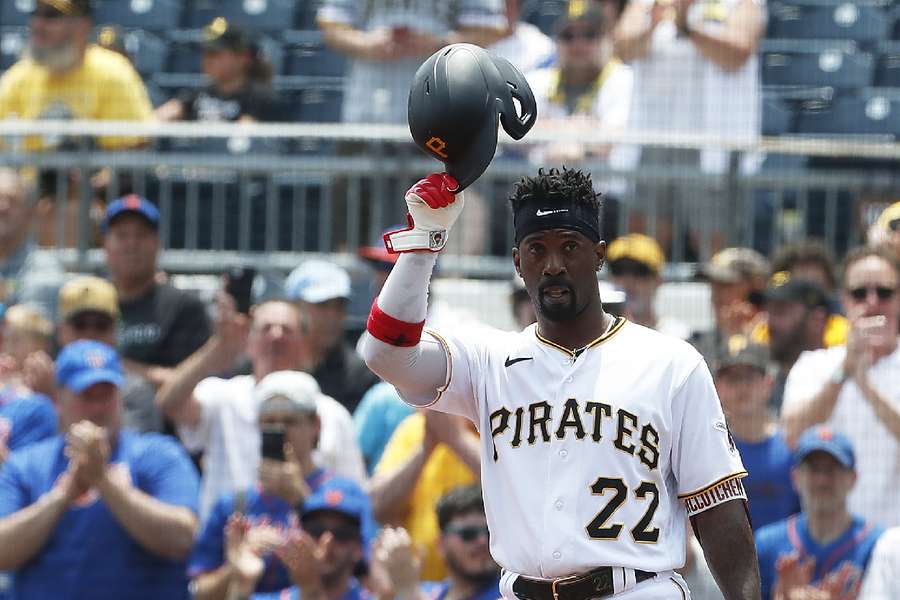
[178,83,279,122]
[118,283,211,367]
[313,342,380,414]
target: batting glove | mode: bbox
[384,173,465,253]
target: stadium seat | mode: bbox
[768,2,889,43]
[168,37,202,73]
[761,97,795,135]
[0,26,26,70]
[93,0,184,30]
[289,87,343,123]
[524,0,567,36]
[876,45,900,87]
[795,96,900,136]
[284,40,346,77]
[187,0,296,33]
[121,29,168,76]
[1,0,33,27]
[762,51,875,89]
[296,1,321,30]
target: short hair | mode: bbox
[508,167,602,223]
[250,298,307,333]
[436,484,485,532]
[771,241,837,291]
[841,245,900,284]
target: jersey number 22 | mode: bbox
[586,477,660,543]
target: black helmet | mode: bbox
[408,44,537,192]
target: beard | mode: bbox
[538,282,579,322]
[770,318,809,363]
[28,40,79,72]
[444,551,499,587]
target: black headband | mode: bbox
[513,194,600,245]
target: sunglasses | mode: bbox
[445,524,490,542]
[847,286,896,302]
[558,29,601,42]
[609,261,654,278]
[70,314,115,331]
[302,521,360,543]
[889,218,900,232]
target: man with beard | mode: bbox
[0,0,152,152]
[373,484,499,600]
[762,272,829,412]
[360,167,760,599]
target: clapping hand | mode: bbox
[371,527,422,600]
[65,421,110,488]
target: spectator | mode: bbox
[613,0,765,259]
[527,4,632,167]
[860,527,900,599]
[782,245,900,528]
[373,485,498,600]
[353,382,414,475]
[371,411,479,581]
[607,233,690,338]
[755,426,883,600]
[691,247,769,364]
[103,195,212,423]
[0,305,56,466]
[509,277,536,330]
[0,340,199,600]
[756,273,830,412]
[286,260,379,414]
[0,169,63,318]
[157,295,364,520]
[714,336,799,530]
[317,0,506,125]
[0,0,152,151]
[189,377,376,600]
[489,0,554,74]
[869,201,900,262]
[156,18,279,123]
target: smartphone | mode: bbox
[260,425,286,462]
[225,267,256,314]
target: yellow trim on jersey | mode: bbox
[420,328,453,408]
[677,471,749,500]
[670,577,687,599]
[534,317,627,357]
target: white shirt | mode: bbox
[860,526,900,599]
[489,21,555,75]
[619,0,763,174]
[783,345,900,528]
[418,318,745,577]
[528,61,633,127]
[178,374,366,520]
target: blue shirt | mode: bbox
[755,514,883,600]
[251,577,368,600]
[420,576,500,600]
[0,429,200,600]
[189,470,378,596]
[0,390,56,452]
[353,382,414,474]
[735,429,800,530]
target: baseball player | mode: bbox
[359,166,760,599]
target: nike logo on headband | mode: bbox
[535,209,568,217]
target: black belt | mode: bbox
[512,567,656,600]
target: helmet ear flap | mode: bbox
[490,56,537,140]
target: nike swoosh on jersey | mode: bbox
[504,356,534,367]
[535,209,568,217]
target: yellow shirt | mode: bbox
[751,313,849,348]
[0,45,152,150]
[375,413,477,581]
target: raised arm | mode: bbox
[692,500,761,600]
[679,0,764,72]
[359,174,465,406]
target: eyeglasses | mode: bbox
[31,7,66,19]
[847,286,896,302]
[445,524,490,542]
[302,521,360,543]
[558,29,601,43]
[69,314,115,331]
[609,261,654,278]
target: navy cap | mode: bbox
[794,425,855,470]
[102,194,160,232]
[765,271,829,308]
[56,340,124,393]
[302,479,368,530]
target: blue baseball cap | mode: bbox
[794,425,855,470]
[56,340,124,393]
[102,194,160,232]
[285,260,351,304]
[302,479,368,529]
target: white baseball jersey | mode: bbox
[418,318,746,579]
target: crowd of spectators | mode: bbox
[1,1,900,600]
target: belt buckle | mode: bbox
[551,574,580,600]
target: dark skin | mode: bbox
[513,226,760,600]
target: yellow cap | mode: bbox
[607,234,665,275]
[3,304,53,338]
[58,276,119,321]
[875,201,900,231]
